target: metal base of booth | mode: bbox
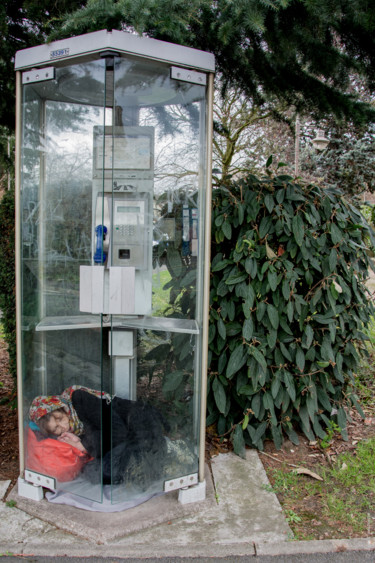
[17,477,44,502]
[18,477,206,506]
[178,480,206,504]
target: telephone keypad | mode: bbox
[115,224,136,237]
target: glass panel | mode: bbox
[106,58,207,502]
[21,60,108,503]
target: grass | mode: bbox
[152,269,172,315]
[268,436,375,539]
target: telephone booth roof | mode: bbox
[14,29,215,73]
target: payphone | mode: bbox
[80,125,154,316]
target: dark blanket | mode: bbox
[71,390,168,486]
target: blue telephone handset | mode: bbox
[94,224,108,264]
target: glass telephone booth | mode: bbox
[14,30,214,507]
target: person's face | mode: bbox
[45,411,70,436]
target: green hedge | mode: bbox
[207,171,375,455]
[1,170,374,442]
[0,187,16,383]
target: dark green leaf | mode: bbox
[180,269,197,286]
[271,424,283,450]
[212,259,232,272]
[292,215,304,247]
[222,220,232,239]
[306,392,317,421]
[280,342,292,361]
[321,337,335,362]
[232,425,246,458]
[286,300,293,322]
[282,279,290,300]
[226,345,247,379]
[163,370,185,393]
[218,318,226,340]
[249,420,267,445]
[330,223,343,245]
[268,270,278,291]
[238,203,245,225]
[167,247,184,276]
[304,324,314,349]
[259,216,273,239]
[267,303,279,329]
[296,347,305,372]
[250,346,267,370]
[285,426,299,445]
[145,343,171,361]
[337,407,348,441]
[267,329,277,349]
[312,417,327,439]
[271,375,281,399]
[251,393,261,418]
[225,272,248,285]
[213,377,227,414]
[243,317,254,340]
[256,301,266,321]
[329,248,337,271]
[264,194,275,213]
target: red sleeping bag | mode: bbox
[25,426,91,483]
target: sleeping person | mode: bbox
[29,385,169,487]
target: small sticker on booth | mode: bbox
[50,48,70,59]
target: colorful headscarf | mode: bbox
[29,385,111,436]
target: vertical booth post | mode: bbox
[15,30,215,507]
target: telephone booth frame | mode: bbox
[14,30,214,507]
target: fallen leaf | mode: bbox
[294,467,324,481]
[340,462,348,471]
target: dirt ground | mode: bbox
[0,339,18,485]
[259,407,375,539]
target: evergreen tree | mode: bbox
[0,0,85,151]
[50,0,375,125]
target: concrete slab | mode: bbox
[6,465,215,543]
[256,537,375,555]
[0,541,257,559]
[110,450,292,549]
[0,480,10,499]
[0,450,292,557]
[0,494,78,546]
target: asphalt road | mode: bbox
[0,553,375,562]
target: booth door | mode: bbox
[105,56,209,503]
[21,58,109,503]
